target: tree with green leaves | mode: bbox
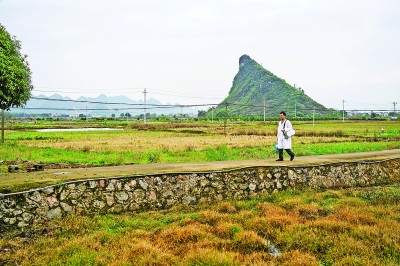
[0,24,33,143]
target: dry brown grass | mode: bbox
[14,127,357,153]
[156,223,210,248]
[330,208,378,226]
[279,250,319,266]
[215,201,238,214]
[197,209,229,226]
[1,187,400,265]
[213,221,242,239]
[231,230,267,254]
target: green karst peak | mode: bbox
[216,55,327,118]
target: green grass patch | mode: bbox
[1,141,398,167]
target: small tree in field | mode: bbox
[0,24,33,143]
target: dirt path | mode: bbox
[1,149,399,193]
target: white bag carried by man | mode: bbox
[282,120,296,139]
[286,128,296,137]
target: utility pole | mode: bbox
[181,106,183,122]
[393,102,398,116]
[263,99,266,122]
[211,107,214,123]
[342,99,346,122]
[143,89,147,125]
[313,108,315,127]
[224,103,228,137]
[294,103,297,119]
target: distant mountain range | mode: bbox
[12,54,331,118]
[214,55,329,117]
[11,94,198,116]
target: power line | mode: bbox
[34,87,145,92]
[33,87,227,99]
[141,88,226,97]
[33,90,224,100]
[13,97,399,114]
[151,91,224,100]
[21,106,393,112]
[30,96,218,107]
[31,96,144,106]
[31,89,398,112]
[13,106,193,111]
[34,89,143,95]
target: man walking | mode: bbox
[276,111,295,161]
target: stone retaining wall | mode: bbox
[1,159,399,232]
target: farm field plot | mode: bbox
[1,185,399,265]
[1,121,399,264]
[1,120,399,171]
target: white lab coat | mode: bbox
[277,119,292,149]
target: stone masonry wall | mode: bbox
[1,158,399,233]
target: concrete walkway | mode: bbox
[2,149,399,193]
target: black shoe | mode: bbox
[290,154,295,161]
[276,158,283,161]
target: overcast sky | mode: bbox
[1,0,399,110]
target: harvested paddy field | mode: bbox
[1,120,399,170]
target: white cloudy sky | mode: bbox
[1,0,399,110]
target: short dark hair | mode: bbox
[280,111,286,116]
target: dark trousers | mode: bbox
[278,149,295,159]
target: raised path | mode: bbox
[1,149,399,193]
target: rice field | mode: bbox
[1,120,399,265]
[1,120,399,170]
